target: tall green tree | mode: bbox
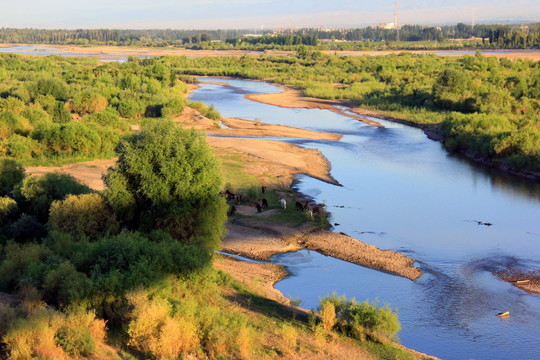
[104,120,227,251]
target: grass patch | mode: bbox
[363,342,416,360]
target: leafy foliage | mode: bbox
[48,193,119,239]
[104,119,227,251]
[14,172,90,222]
[0,159,25,196]
[319,294,401,341]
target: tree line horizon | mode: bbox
[0,22,538,49]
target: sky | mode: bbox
[1,0,538,29]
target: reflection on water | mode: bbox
[191,78,540,360]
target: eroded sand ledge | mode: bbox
[223,221,422,281]
[245,88,383,127]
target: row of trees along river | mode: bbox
[0,23,538,50]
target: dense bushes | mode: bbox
[0,54,189,165]
[14,172,90,222]
[104,119,227,251]
[0,159,25,195]
[47,193,119,239]
[442,112,540,171]
[0,123,228,349]
[3,307,106,359]
[319,294,401,342]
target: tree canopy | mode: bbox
[104,119,227,251]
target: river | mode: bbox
[190,78,540,360]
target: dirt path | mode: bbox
[25,158,117,191]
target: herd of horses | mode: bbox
[223,186,322,218]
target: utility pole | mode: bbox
[472,8,475,31]
[395,1,400,42]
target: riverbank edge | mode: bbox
[347,107,540,183]
[189,78,423,280]
[241,81,540,183]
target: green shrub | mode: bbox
[6,133,42,158]
[104,119,227,251]
[0,196,18,223]
[0,159,25,196]
[70,90,108,114]
[28,78,69,100]
[42,261,89,307]
[10,214,47,242]
[187,101,221,120]
[0,96,26,115]
[82,107,127,131]
[0,242,52,292]
[117,99,144,118]
[34,94,57,115]
[3,307,105,359]
[52,101,72,124]
[14,172,90,222]
[0,111,25,140]
[161,98,183,118]
[33,122,101,155]
[319,294,401,341]
[22,105,52,127]
[48,193,119,239]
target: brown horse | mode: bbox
[260,198,268,209]
[256,203,262,213]
[304,200,311,210]
[295,201,303,211]
[225,189,235,199]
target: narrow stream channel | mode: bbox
[190,78,540,360]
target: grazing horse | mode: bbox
[279,199,287,209]
[312,206,321,215]
[260,198,268,209]
[303,200,311,210]
[295,201,303,211]
[225,189,235,199]
[261,185,267,194]
[229,205,237,216]
[256,203,262,213]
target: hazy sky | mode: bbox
[1,0,538,29]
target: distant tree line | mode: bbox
[0,28,249,47]
[0,23,538,49]
[226,34,318,47]
[311,23,540,49]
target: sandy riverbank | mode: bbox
[245,88,383,127]
[494,269,540,295]
[2,43,538,61]
[222,213,422,281]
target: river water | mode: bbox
[190,78,540,360]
